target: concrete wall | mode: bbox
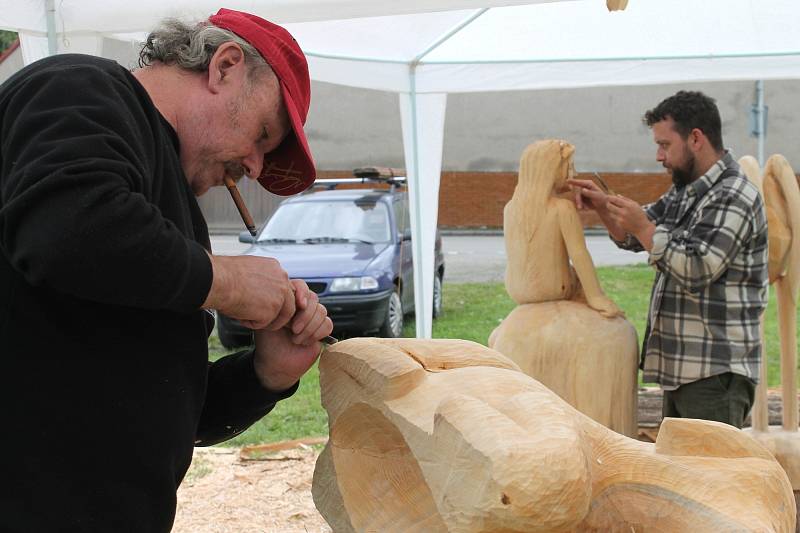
[4,39,799,175]
[4,39,799,229]
[306,79,800,174]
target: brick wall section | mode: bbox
[437,171,674,228]
[316,170,676,228]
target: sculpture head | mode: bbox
[517,139,576,196]
[764,154,800,291]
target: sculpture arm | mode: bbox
[558,200,622,317]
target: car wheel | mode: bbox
[432,272,443,319]
[379,290,404,338]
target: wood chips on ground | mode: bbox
[173,446,332,533]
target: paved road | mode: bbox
[210,233,647,283]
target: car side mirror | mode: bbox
[401,228,412,242]
[238,231,256,244]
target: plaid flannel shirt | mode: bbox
[614,152,768,388]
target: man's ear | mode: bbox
[207,42,247,94]
[688,128,705,152]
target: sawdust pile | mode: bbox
[173,447,332,533]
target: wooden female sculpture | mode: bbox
[490,139,638,436]
[312,338,795,532]
[741,154,800,489]
[501,140,619,316]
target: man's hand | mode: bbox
[567,179,609,211]
[606,195,655,250]
[252,322,333,392]
[202,254,295,330]
[288,279,333,345]
[567,178,629,241]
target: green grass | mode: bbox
[209,264,798,445]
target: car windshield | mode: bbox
[258,200,392,244]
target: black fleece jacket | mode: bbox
[0,54,295,532]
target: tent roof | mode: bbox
[6,0,798,93]
[1,0,559,34]
[290,0,800,92]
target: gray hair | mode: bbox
[138,19,270,81]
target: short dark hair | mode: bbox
[643,91,723,151]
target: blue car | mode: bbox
[216,176,445,348]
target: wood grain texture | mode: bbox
[312,338,795,532]
[503,140,621,318]
[606,0,629,11]
[742,154,800,491]
[739,156,770,432]
[489,301,639,436]
[492,140,637,436]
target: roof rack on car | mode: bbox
[311,167,407,192]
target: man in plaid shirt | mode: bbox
[569,91,768,428]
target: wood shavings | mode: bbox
[173,447,331,533]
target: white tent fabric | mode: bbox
[295,1,800,93]
[2,1,559,40]
[286,0,800,337]
[2,0,800,338]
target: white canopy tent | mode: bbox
[2,0,800,338]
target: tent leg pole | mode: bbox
[46,0,57,55]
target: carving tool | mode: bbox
[591,172,616,196]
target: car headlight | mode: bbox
[329,276,379,292]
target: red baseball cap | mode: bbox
[209,8,316,196]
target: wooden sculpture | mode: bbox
[489,139,638,436]
[606,0,629,11]
[741,154,800,490]
[312,338,795,532]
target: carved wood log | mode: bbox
[493,139,637,436]
[489,300,638,436]
[739,155,771,432]
[741,154,800,490]
[312,338,795,532]
[607,0,629,11]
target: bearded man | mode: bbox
[568,91,768,429]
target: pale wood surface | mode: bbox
[493,139,636,436]
[489,301,639,436]
[764,155,800,431]
[503,140,620,318]
[313,338,796,532]
[736,154,800,490]
[739,156,770,432]
[746,428,800,491]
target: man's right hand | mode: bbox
[566,179,609,211]
[202,254,295,331]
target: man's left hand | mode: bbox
[288,279,332,345]
[251,279,334,392]
[252,326,330,393]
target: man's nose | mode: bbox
[242,151,264,180]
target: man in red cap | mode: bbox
[0,9,330,532]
